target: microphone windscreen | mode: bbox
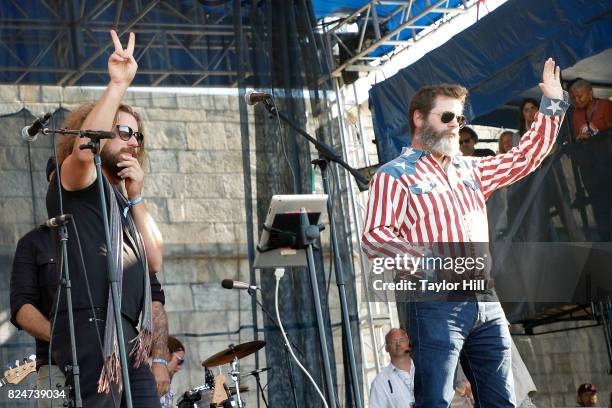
[221,279,234,289]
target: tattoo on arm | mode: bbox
[151,301,168,358]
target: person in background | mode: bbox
[459,126,495,157]
[518,98,540,136]
[576,383,599,407]
[498,130,515,154]
[569,79,612,242]
[569,79,612,141]
[369,328,415,408]
[159,336,186,408]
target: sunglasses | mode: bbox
[116,124,144,146]
[173,353,184,366]
[430,111,466,128]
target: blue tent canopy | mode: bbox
[368,0,612,164]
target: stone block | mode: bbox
[30,147,55,171]
[0,147,30,171]
[0,222,33,246]
[184,176,226,198]
[158,222,215,245]
[192,284,241,311]
[162,257,205,284]
[176,94,213,110]
[185,122,226,151]
[143,197,169,223]
[180,311,230,336]
[213,95,232,112]
[147,150,179,173]
[150,93,177,108]
[143,173,185,198]
[141,108,206,123]
[163,284,194,312]
[0,101,23,115]
[177,151,216,173]
[0,171,34,197]
[19,85,41,102]
[62,87,104,103]
[0,86,19,102]
[173,199,244,223]
[214,223,236,244]
[145,121,187,150]
[178,150,244,174]
[41,86,63,103]
[219,174,245,198]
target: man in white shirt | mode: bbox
[369,328,415,407]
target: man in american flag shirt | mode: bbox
[362,58,569,407]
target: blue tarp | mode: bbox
[368,0,612,164]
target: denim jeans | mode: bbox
[402,301,516,408]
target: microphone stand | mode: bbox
[246,288,299,408]
[41,123,88,408]
[56,218,83,408]
[76,131,134,408]
[258,98,364,408]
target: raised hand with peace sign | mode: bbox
[108,29,137,87]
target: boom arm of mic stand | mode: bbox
[261,101,370,190]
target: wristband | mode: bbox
[123,195,143,218]
[152,358,168,366]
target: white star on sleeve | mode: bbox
[546,100,562,115]
[394,162,407,170]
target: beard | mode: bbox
[100,145,137,179]
[419,121,460,157]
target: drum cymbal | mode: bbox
[202,341,266,367]
[228,385,249,395]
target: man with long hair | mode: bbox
[46,30,166,406]
[362,59,568,407]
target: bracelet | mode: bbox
[123,195,143,218]
[152,358,168,366]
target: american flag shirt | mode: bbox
[361,93,569,270]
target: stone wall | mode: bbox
[515,321,612,407]
[0,85,264,407]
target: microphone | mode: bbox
[221,279,258,291]
[44,214,72,228]
[21,113,52,143]
[245,90,272,106]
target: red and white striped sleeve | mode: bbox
[476,93,569,200]
[361,172,424,260]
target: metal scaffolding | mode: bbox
[0,0,254,86]
[322,0,477,78]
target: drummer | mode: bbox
[159,336,186,408]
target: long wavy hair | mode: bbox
[56,103,146,166]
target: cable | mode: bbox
[270,88,298,189]
[273,268,329,408]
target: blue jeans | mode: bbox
[402,301,516,408]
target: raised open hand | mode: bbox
[538,58,563,100]
[108,30,137,87]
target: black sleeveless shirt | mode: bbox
[46,172,144,325]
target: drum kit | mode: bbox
[177,340,267,408]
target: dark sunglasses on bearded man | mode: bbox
[429,111,467,129]
[115,124,144,146]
